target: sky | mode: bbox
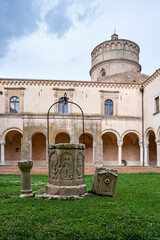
[0,0,160,81]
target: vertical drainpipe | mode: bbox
[140,85,144,166]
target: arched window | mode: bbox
[104,99,113,116]
[10,97,19,114]
[58,97,68,114]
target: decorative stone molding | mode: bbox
[4,87,25,113]
[100,90,119,116]
[144,68,160,87]
[0,78,141,90]
[53,88,74,113]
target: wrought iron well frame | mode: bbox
[47,93,85,146]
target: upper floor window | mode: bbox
[58,97,68,114]
[105,99,113,116]
[101,69,106,77]
[155,96,159,113]
[10,96,19,114]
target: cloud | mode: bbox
[0,0,41,57]
[44,0,73,37]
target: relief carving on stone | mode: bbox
[61,153,73,180]
[50,151,59,180]
[76,152,83,179]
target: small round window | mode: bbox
[101,70,106,77]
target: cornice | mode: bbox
[143,68,160,87]
[90,59,141,75]
[0,77,141,90]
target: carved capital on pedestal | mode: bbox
[18,160,33,173]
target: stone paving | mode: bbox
[0,165,160,175]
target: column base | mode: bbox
[0,163,5,166]
[118,164,124,167]
[20,189,33,198]
[144,164,149,167]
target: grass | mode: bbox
[0,173,160,240]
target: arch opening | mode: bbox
[148,131,157,167]
[102,132,118,165]
[55,132,70,144]
[5,130,22,165]
[122,133,140,166]
[79,133,93,165]
[32,132,46,165]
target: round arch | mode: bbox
[2,127,23,140]
[122,130,141,142]
[144,129,156,166]
[122,132,140,166]
[101,129,120,141]
[31,132,46,165]
[55,132,70,144]
[79,133,93,165]
[102,131,118,165]
[144,127,155,142]
[4,129,23,165]
[156,126,160,140]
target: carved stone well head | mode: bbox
[45,143,86,198]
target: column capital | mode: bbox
[144,142,149,148]
[155,139,160,145]
[0,140,5,145]
[117,140,123,147]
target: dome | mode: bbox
[90,34,142,82]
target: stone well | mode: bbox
[37,143,86,199]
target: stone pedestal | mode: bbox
[92,167,118,197]
[18,160,33,198]
[37,143,86,200]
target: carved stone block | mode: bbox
[18,160,33,198]
[92,167,118,197]
[45,143,86,198]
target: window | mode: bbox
[155,96,159,113]
[101,70,106,77]
[10,97,19,114]
[105,99,113,116]
[58,97,68,114]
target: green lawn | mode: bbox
[0,173,160,240]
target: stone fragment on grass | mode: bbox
[92,167,118,197]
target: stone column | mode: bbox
[18,160,33,198]
[144,142,149,166]
[117,140,123,166]
[156,140,160,167]
[21,121,31,161]
[0,140,5,165]
[139,142,144,166]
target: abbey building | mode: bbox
[0,33,160,168]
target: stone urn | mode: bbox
[18,160,33,198]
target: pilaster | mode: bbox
[0,140,5,165]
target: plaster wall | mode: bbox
[144,74,160,138]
